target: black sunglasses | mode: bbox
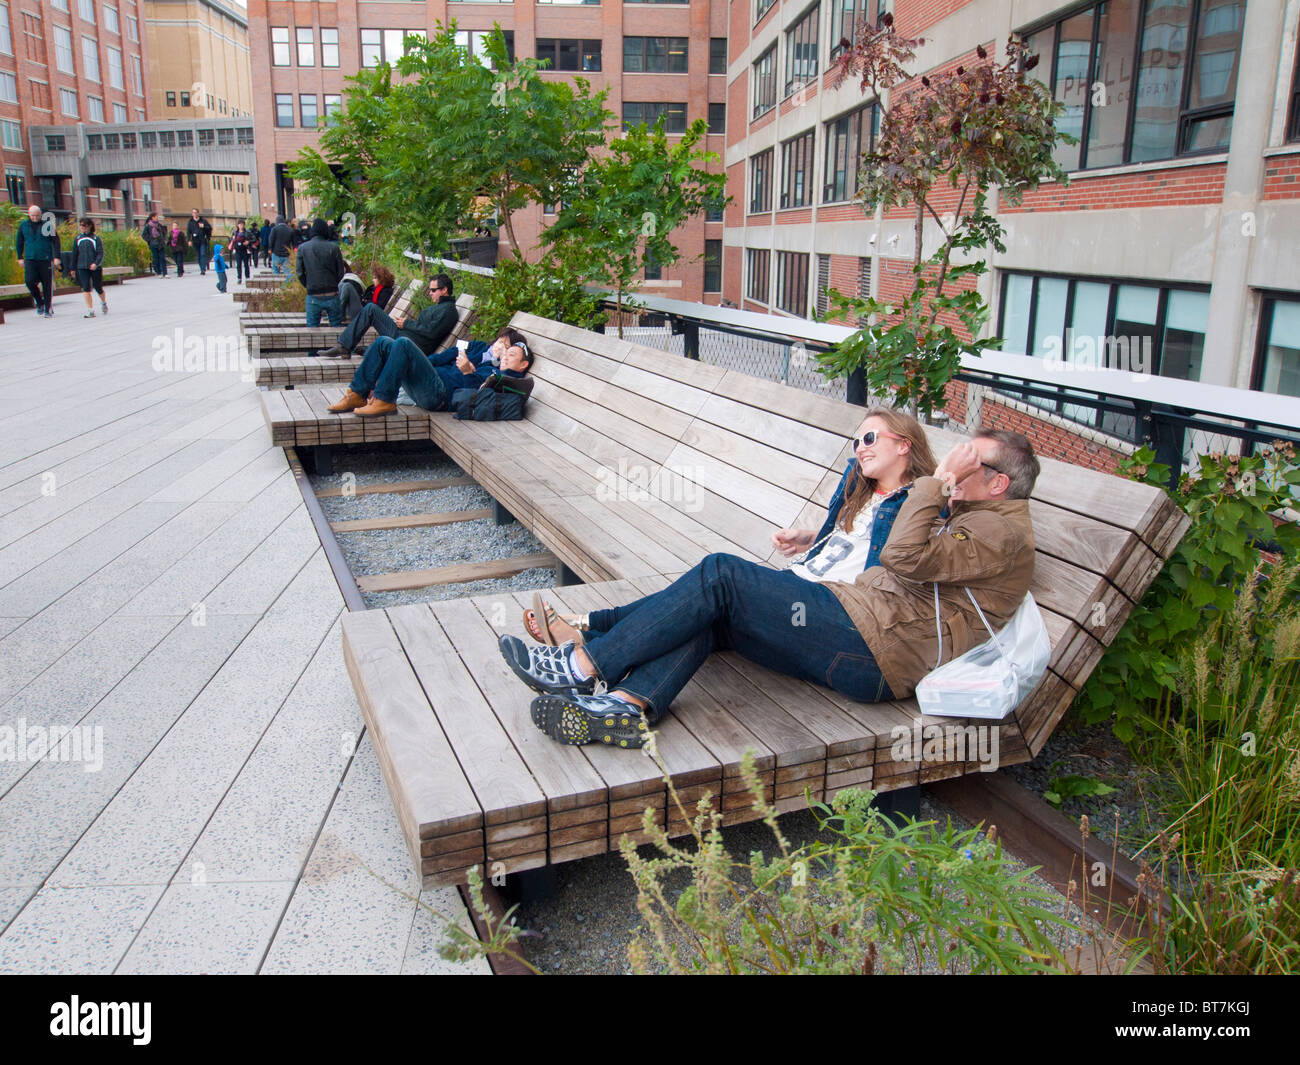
[980,461,1006,476]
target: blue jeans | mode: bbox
[271,253,288,275]
[306,293,342,327]
[337,301,399,353]
[151,247,167,276]
[349,336,449,410]
[583,553,892,721]
[194,241,210,274]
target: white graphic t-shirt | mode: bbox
[789,490,891,585]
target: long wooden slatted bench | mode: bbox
[243,276,420,349]
[255,295,476,390]
[324,313,1189,886]
[238,278,407,333]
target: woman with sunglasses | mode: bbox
[504,408,946,747]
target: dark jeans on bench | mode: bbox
[349,336,449,410]
[582,553,893,722]
[337,302,399,353]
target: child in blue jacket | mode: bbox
[213,243,228,293]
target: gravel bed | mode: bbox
[307,445,557,611]
[508,791,1105,975]
[1006,719,1170,864]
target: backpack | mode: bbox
[452,382,529,421]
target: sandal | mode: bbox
[524,592,586,647]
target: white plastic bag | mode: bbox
[915,591,1051,720]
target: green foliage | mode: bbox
[1043,772,1116,809]
[457,253,605,339]
[0,202,27,285]
[543,118,727,334]
[1076,443,1300,743]
[623,752,1066,974]
[1130,562,1300,973]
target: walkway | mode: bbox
[0,271,486,974]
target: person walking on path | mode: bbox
[168,222,189,276]
[231,222,254,283]
[15,204,60,318]
[268,216,295,276]
[74,218,108,318]
[142,212,168,277]
[187,209,213,275]
[213,243,229,293]
[296,219,347,326]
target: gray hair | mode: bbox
[975,429,1040,500]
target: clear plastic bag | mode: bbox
[915,592,1052,720]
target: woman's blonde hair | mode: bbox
[837,407,937,532]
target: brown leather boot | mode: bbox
[354,396,397,417]
[327,389,368,413]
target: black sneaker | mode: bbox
[530,691,648,748]
[498,635,596,696]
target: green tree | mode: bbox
[543,118,727,336]
[815,19,1070,418]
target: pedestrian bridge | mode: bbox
[28,117,257,224]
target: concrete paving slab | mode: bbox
[0,884,165,975]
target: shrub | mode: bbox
[463,252,605,339]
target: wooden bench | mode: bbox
[308,313,1189,886]
[0,265,132,303]
[243,277,419,347]
[254,294,476,391]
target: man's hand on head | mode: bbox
[935,442,983,496]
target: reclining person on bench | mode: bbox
[328,326,533,417]
[505,418,1040,749]
[317,273,458,359]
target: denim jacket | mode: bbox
[800,457,914,573]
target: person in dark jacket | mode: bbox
[231,222,254,283]
[296,218,311,245]
[258,218,272,267]
[338,262,365,321]
[295,219,347,326]
[168,222,189,276]
[74,217,108,318]
[318,274,459,358]
[187,209,213,275]
[247,221,261,268]
[268,216,295,276]
[15,204,61,318]
[363,264,396,311]
[142,212,168,276]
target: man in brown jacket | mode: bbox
[497,428,1040,748]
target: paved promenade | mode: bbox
[0,272,487,974]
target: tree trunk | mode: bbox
[616,280,624,339]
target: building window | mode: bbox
[112,101,126,123]
[198,128,214,146]
[1254,296,1300,398]
[180,90,190,107]
[300,94,318,128]
[1023,0,1243,171]
[0,119,20,150]
[176,129,192,146]
[455,29,514,67]
[126,15,137,42]
[360,28,381,67]
[172,173,182,188]
[87,95,104,122]
[104,5,118,34]
[384,29,421,63]
[26,79,49,109]
[297,27,314,66]
[753,45,776,118]
[0,71,14,104]
[707,102,725,135]
[52,0,68,9]
[0,4,10,57]
[705,193,725,222]
[237,127,253,145]
[217,127,233,146]
[644,249,661,281]
[275,93,293,128]
[140,131,155,147]
[45,134,65,152]
[166,90,176,107]
[746,248,770,303]
[5,167,25,205]
[60,88,79,117]
[710,37,726,75]
[749,148,773,213]
[141,181,150,201]
[21,10,43,65]
[158,129,174,146]
[322,27,339,68]
[829,0,870,61]
[53,25,74,73]
[187,172,197,189]
[775,252,810,315]
[324,94,342,125]
[103,131,118,149]
[757,0,777,22]
[622,102,687,133]
[225,176,232,191]
[623,37,688,74]
[537,39,601,72]
[704,239,722,292]
[131,54,142,94]
[119,131,134,148]
[271,26,290,66]
[823,103,877,202]
[79,0,95,25]
[107,45,123,89]
[780,129,815,208]
[81,36,100,81]
[786,4,819,95]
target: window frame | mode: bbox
[622,101,687,133]
[709,37,727,75]
[703,238,722,293]
[322,27,339,68]
[300,93,319,128]
[274,93,294,128]
[1251,293,1300,397]
[81,35,100,82]
[785,3,820,97]
[780,128,816,209]
[59,87,79,117]
[752,44,777,119]
[746,247,770,304]
[775,251,810,316]
[822,102,876,203]
[297,26,314,67]
[749,147,773,213]
[623,36,688,74]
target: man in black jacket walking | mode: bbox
[268,216,295,276]
[296,219,347,326]
[187,209,213,275]
[15,204,60,318]
[318,274,459,358]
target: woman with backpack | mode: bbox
[231,222,254,283]
[75,218,108,318]
[142,212,168,276]
[168,222,189,277]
